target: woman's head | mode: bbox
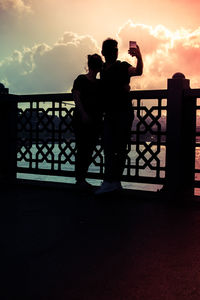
[87,54,103,72]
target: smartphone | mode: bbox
[129,41,137,49]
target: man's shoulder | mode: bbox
[113,60,131,70]
[120,61,132,68]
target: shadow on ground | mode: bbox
[1,180,200,300]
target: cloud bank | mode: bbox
[0,0,32,13]
[0,21,200,94]
[117,20,200,89]
[0,32,99,94]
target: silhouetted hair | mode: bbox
[101,38,118,57]
[87,54,103,71]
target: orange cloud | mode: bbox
[117,20,171,56]
[0,22,200,94]
[117,21,200,89]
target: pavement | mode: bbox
[1,180,200,300]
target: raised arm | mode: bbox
[128,45,143,77]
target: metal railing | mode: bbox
[0,74,200,198]
[184,89,200,194]
[16,90,168,188]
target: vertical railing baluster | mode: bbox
[165,73,196,199]
[0,90,17,183]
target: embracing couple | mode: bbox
[72,38,143,195]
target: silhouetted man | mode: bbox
[95,38,143,194]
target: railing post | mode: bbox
[0,85,17,183]
[165,73,195,199]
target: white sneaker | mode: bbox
[95,181,122,195]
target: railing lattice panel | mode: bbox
[17,92,168,186]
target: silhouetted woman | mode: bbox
[72,54,103,188]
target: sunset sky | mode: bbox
[0,0,200,94]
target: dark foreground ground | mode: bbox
[1,180,200,300]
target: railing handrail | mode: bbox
[16,87,200,101]
[130,89,168,99]
[16,89,169,104]
[184,89,200,98]
[17,93,73,103]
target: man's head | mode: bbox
[101,38,118,63]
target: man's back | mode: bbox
[100,60,132,113]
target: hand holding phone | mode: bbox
[129,41,137,50]
[128,41,141,58]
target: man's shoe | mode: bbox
[113,181,123,190]
[95,181,122,195]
